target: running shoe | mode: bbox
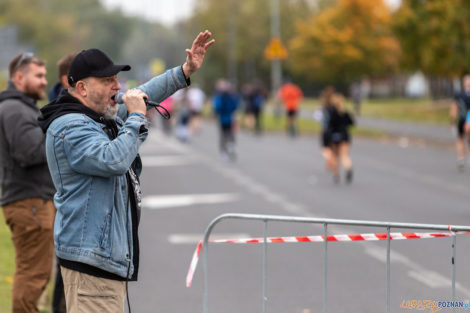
[333,173,340,184]
[346,169,353,184]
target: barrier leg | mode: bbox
[263,220,268,313]
[386,226,391,313]
[203,240,209,313]
[452,235,456,313]
[323,223,328,313]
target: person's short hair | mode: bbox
[57,53,76,79]
[8,52,46,78]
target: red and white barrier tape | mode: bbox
[186,231,470,287]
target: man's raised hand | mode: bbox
[182,30,215,77]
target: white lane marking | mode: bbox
[364,245,470,297]
[168,233,251,244]
[362,155,469,195]
[143,193,239,209]
[143,130,470,296]
[408,270,452,289]
[207,162,315,216]
[141,155,199,167]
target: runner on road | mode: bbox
[318,86,336,176]
[213,79,239,161]
[326,93,355,184]
[450,74,470,171]
[278,81,303,138]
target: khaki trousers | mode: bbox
[2,198,55,313]
[61,267,126,313]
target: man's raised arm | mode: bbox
[182,30,215,77]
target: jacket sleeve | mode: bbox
[1,103,46,167]
[213,95,220,114]
[137,66,189,103]
[345,112,355,126]
[62,113,148,177]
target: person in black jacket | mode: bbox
[326,93,355,184]
[319,86,336,175]
[47,53,76,313]
[0,53,55,313]
[48,53,76,103]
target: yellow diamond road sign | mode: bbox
[264,37,288,60]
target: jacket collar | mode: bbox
[0,81,38,111]
[38,89,120,135]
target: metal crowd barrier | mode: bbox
[199,213,470,313]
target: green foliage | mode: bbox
[119,20,186,81]
[393,0,470,77]
[183,0,314,91]
[360,97,450,124]
[1,0,133,86]
[2,0,470,97]
[288,0,400,84]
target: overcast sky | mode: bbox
[101,0,401,26]
[101,0,196,25]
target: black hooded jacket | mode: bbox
[38,89,118,135]
[0,81,55,205]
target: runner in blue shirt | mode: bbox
[450,75,470,171]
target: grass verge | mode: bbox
[299,97,450,125]
[250,111,386,139]
[0,210,14,312]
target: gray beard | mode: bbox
[103,104,118,120]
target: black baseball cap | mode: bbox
[67,48,131,85]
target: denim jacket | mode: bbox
[45,66,188,278]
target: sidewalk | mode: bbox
[295,108,454,145]
[355,116,453,144]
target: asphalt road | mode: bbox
[129,120,470,313]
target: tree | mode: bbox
[288,0,400,85]
[183,0,314,91]
[393,0,470,78]
[0,0,133,85]
[119,19,186,81]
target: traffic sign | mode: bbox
[264,37,288,60]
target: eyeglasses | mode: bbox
[12,52,34,73]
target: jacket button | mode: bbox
[122,185,125,190]
[126,253,130,259]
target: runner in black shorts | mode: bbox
[450,75,470,171]
[287,109,297,118]
[326,93,354,184]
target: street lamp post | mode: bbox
[227,0,237,86]
[270,0,282,116]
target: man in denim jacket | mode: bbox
[38,31,214,313]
